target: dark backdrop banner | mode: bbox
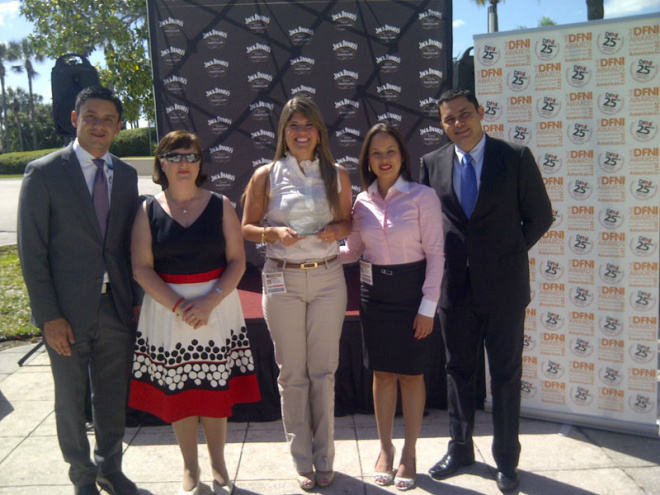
[147,0,452,267]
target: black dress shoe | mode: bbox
[496,471,519,493]
[96,472,138,495]
[428,453,475,480]
[74,484,100,495]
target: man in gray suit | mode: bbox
[18,86,141,495]
[420,89,552,493]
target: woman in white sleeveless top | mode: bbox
[242,97,352,490]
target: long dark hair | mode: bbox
[359,123,412,191]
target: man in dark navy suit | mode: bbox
[420,88,552,493]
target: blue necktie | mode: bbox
[460,153,477,219]
[92,158,109,238]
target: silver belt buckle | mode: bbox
[380,269,393,276]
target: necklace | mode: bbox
[166,191,195,214]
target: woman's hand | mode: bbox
[275,226,302,246]
[180,296,216,329]
[412,314,434,340]
[315,224,340,243]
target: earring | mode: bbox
[283,142,288,155]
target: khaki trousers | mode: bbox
[262,258,347,473]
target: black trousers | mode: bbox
[46,291,135,486]
[440,288,525,474]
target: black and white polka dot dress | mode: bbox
[129,193,260,422]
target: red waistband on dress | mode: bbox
[157,267,225,284]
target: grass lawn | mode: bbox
[0,245,39,343]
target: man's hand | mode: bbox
[43,318,75,356]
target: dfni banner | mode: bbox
[147,0,452,267]
[474,14,659,437]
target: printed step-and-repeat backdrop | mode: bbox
[147,0,452,267]
[474,14,659,437]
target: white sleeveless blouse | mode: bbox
[265,154,340,261]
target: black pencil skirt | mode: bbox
[360,259,431,375]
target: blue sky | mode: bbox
[0,0,658,102]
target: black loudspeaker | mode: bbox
[51,54,101,137]
[453,47,475,93]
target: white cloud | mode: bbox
[605,0,660,17]
[0,1,20,26]
[453,19,466,28]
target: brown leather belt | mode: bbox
[267,255,338,269]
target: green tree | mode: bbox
[517,16,557,29]
[9,37,45,151]
[19,0,152,124]
[30,97,67,150]
[538,16,557,27]
[586,0,604,20]
[5,88,63,152]
[10,91,25,152]
[0,43,12,153]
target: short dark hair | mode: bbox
[438,88,480,117]
[74,86,123,120]
[153,130,207,189]
[359,123,412,191]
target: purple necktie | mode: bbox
[460,153,477,219]
[92,158,109,238]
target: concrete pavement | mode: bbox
[0,343,658,495]
[0,178,22,247]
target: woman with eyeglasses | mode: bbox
[242,97,352,490]
[129,130,260,495]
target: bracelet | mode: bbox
[172,297,184,313]
[261,226,266,244]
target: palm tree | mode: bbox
[0,43,11,153]
[12,97,24,152]
[586,0,604,20]
[471,0,504,33]
[9,38,45,150]
[472,0,604,28]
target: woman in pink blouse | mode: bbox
[341,123,444,491]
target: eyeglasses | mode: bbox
[161,152,201,163]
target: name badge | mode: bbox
[360,260,373,285]
[263,271,287,294]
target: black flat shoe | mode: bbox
[75,484,100,495]
[496,471,519,493]
[428,453,475,480]
[96,472,138,495]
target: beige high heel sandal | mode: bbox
[373,445,396,486]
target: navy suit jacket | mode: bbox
[18,144,142,335]
[420,135,553,312]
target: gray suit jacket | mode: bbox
[420,134,553,312]
[18,144,142,335]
